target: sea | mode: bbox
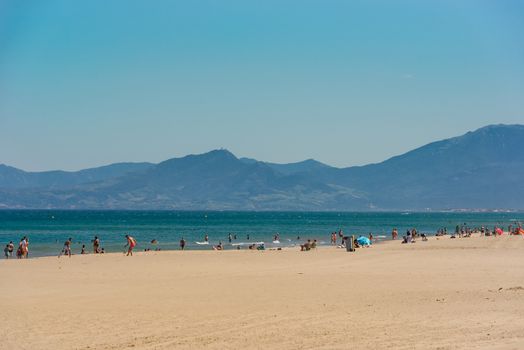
[1,210,522,258]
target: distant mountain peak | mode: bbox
[203,149,237,159]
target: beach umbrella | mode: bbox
[357,236,371,246]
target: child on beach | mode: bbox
[4,244,9,259]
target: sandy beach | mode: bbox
[2,234,524,350]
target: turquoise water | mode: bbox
[1,210,522,257]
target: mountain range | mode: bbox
[1,124,523,210]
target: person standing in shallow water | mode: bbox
[125,235,136,256]
[19,237,28,259]
[331,232,337,245]
[93,236,100,254]
[7,241,14,258]
[60,237,72,258]
[392,228,398,240]
[180,238,186,250]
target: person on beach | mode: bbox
[7,241,14,258]
[180,238,186,250]
[4,244,9,259]
[93,236,100,254]
[228,233,232,243]
[213,241,223,250]
[60,237,73,258]
[331,232,337,245]
[19,237,28,259]
[369,232,373,243]
[392,228,398,240]
[300,239,311,251]
[247,234,250,240]
[81,245,86,254]
[125,235,136,256]
[204,234,209,243]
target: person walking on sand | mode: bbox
[93,236,100,254]
[81,244,86,254]
[125,235,136,256]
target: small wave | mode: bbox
[231,241,265,246]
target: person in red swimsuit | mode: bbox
[125,235,137,256]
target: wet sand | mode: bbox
[2,234,524,349]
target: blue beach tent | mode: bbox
[357,236,371,246]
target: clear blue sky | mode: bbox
[1,0,523,171]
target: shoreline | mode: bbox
[2,231,519,260]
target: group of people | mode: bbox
[300,239,317,251]
[3,234,137,259]
[398,228,427,243]
[3,237,29,259]
[5,223,522,259]
[330,230,344,245]
[58,235,109,257]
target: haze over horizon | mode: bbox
[1,1,523,171]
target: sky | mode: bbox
[1,0,523,171]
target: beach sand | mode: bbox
[2,235,524,349]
